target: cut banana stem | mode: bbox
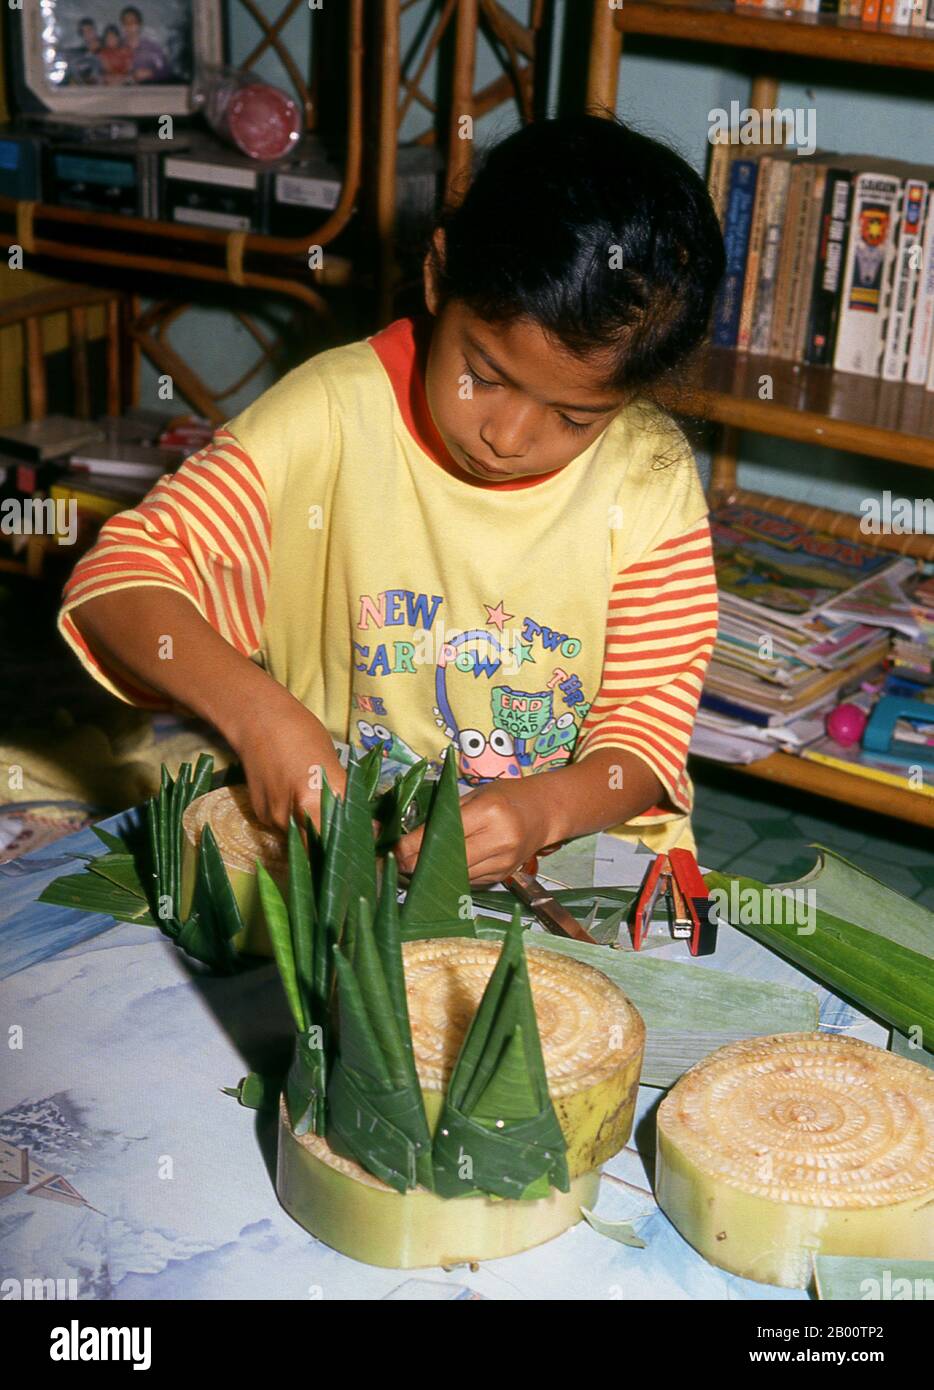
[278,1099,602,1268]
[656,1032,934,1289]
[278,938,646,1266]
[181,784,286,955]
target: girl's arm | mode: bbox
[60,433,346,827]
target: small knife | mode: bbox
[503,858,597,944]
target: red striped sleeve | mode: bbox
[58,430,271,707]
[575,519,718,818]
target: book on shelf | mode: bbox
[881,177,928,380]
[833,169,902,377]
[712,158,759,347]
[704,139,934,389]
[803,165,853,365]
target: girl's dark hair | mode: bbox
[427,114,725,396]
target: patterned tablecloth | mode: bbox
[0,802,885,1302]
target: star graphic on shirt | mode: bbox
[511,639,534,667]
[484,599,514,631]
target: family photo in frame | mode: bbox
[10,0,224,115]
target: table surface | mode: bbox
[0,802,885,1302]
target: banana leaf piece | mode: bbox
[176,824,240,974]
[286,819,316,1026]
[815,1256,934,1301]
[85,852,148,899]
[357,744,385,801]
[705,868,934,1042]
[38,873,156,924]
[474,924,819,1089]
[92,826,130,853]
[222,1071,282,1113]
[774,844,934,956]
[286,1027,326,1137]
[400,745,472,938]
[257,863,307,1033]
[340,751,379,929]
[432,908,568,1201]
[327,946,432,1191]
[372,758,430,852]
[581,1207,649,1249]
[319,794,352,958]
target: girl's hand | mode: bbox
[229,690,347,835]
[394,778,553,887]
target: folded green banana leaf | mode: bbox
[399,746,473,939]
[432,909,568,1201]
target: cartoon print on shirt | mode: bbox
[432,626,592,785]
[351,586,596,787]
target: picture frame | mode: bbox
[8,0,226,118]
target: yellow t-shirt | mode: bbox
[60,316,718,854]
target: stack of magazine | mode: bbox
[693,502,910,764]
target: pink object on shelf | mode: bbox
[227,83,301,161]
[825,702,869,749]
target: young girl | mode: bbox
[60,115,724,886]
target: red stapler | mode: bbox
[629,848,718,957]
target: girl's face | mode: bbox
[423,232,627,483]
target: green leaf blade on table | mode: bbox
[400,745,471,937]
[85,852,148,899]
[705,868,934,1043]
[474,925,820,1090]
[38,873,156,924]
[775,845,934,957]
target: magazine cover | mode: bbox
[711,502,897,625]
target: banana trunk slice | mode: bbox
[181,784,286,955]
[278,1105,601,1268]
[656,1032,934,1289]
[278,938,645,1266]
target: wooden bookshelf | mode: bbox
[663,348,934,473]
[587,2,934,829]
[734,750,934,828]
[612,0,934,72]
